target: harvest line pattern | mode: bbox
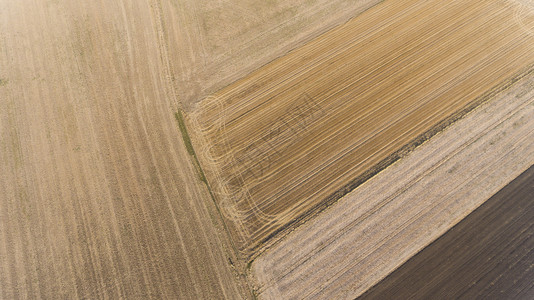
[233,93,325,180]
[253,71,534,300]
[0,0,251,298]
[190,0,534,254]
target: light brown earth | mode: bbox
[190,0,534,254]
[166,0,382,109]
[0,0,388,297]
[253,72,534,300]
[0,0,252,298]
[2,0,533,298]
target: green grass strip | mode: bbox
[174,109,242,259]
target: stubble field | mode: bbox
[1,0,533,298]
[167,0,382,109]
[0,0,252,298]
[253,71,534,299]
[0,0,385,297]
[190,0,534,255]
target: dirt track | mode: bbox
[252,71,534,299]
[0,1,250,298]
[191,0,534,254]
[360,165,534,299]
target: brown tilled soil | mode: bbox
[190,0,534,255]
[360,164,534,300]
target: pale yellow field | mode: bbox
[253,71,534,299]
[191,0,534,254]
[167,0,382,109]
[0,0,252,298]
[2,0,533,298]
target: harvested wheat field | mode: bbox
[0,0,388,298]
[2,0,534,298]
[0,0,253,298]
[253,71,534,299]
[168,0,382,109]
[190,0,534,254]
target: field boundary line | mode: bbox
[248,63,534,261]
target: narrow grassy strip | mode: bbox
[176,109,259,298]
[174,109,244,262]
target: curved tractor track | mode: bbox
[190,0,534,255]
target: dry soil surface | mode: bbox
[360,165,534,299]
[0,1,250,299]
[190,0,534,254]
[168,0,382,109]
[252,71,534,300]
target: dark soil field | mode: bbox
[360,165,534,299]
